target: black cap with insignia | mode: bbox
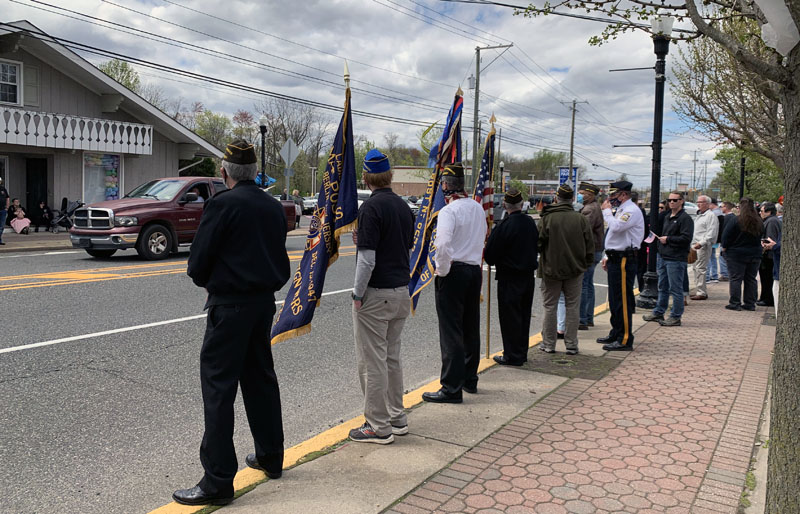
[578,181,600,194]
[608,180,633,194]
[557,183,574,200]
[223,139,257,165]
[504,188,523,204]
[441,162,465,178]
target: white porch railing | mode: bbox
[0,106,153,155]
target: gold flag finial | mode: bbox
[344,60,350,88]
[456,86,464,96]
[490,113,497,125]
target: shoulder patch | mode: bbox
[620,213,631,222]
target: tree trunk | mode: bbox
[766,74,800,513]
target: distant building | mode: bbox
[0,20,220,209]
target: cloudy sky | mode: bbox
[5,0,722,189]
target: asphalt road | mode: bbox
[0,235,609,514]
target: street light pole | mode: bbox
[637,14,674,309]
[259,115,268,189]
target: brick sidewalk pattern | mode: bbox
[387,295,773,514]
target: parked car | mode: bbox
[303,194,319,214]
[401,195,420,215]
[70,177,296,260]
[683,201,698,216]
[357,189,371,208]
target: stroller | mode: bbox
[50,198,84,233]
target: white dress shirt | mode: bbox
[435,197,486,276]
[603,198,645,252]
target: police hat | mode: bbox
[578,181,600,194]
[504,188,523,204]
[223,139,257,165]
[441,162,464,178]
[609,180,633,194]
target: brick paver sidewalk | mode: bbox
[389,293,774,514]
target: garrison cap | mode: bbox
[578,181,600,194]
[441,162,464,178]
[504,188,523,204]
[363,149,391,174]
[223,139,257,165]
[608,180,633,194]
[557,183,574,200]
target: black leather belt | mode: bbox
[606,248,638,258]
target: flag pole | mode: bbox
[485,114,496,360]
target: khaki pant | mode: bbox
[693,245,711,297]
[353,287,410,436]
[541,275,582,351]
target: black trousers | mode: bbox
[497,276,535,364]
[636,246,648,292]
[198,301,284,497]
[728,256,761,308]
[606,253,637,348]
[435,263,482,395]
[758,254,774,305]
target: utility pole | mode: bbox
[563,99,587,191]
[469,43,513,189]
[310,166,317,195]
[692,150,698,200]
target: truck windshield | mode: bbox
[125,180,185,201]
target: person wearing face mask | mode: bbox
[596,181,644,351]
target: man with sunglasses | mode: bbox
[643,192,694,326]
[597,181,644,351]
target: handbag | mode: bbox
[688,248,698,264]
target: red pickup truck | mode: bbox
[69,176,296,260]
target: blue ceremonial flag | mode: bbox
[409,91,463,310]
[271,88,358,343]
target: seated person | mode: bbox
[7,198,25,224]
[32,200,54,232]
[10,207,31,234]
[188,187,205,203]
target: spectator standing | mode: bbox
[689,195,719,300]
[349,150,415,445]
[762,235,780,318]
[705,198,724,283]
[718,201,735,280]
[175,140,291,506]
[0,176,8,244]
[577,182,604,330]
[537,184,594,355]
[485,189,540,365]
[756,202,781,307]
[721,197,763,311]
[643,192,693,326]
[422,162,486,404]
[596,181,644,351]
[291,189,303,227]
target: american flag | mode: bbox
[473,127,496,234]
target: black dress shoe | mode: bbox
[742,305,756,311]
[463,384,478,394]
[557,331,565,339]
[756,300,768,306]
[493,355,524,366]
[603,341,632,352]
[172,485,233,506]
[578,324,589,330]
[422,390,462,403]
[245,453,282,479]
[596,335,616,344]
[587,321,594,327]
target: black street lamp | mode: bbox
[259,115,268,188]
[637,14,674,309]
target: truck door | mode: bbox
[175,181,211,243]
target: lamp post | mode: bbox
[499,161,505,191]
[258,115,268,189]
[637,13,674,309]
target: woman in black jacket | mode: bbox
[721,197,763,311]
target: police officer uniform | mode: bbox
[485,189,539,365]
[177,140,291,506]
[597,181,644,351]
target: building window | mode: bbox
[83,153,123,205]
[0,60,22,106]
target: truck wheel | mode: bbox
[137,224,172,260]
[85,249,117,259]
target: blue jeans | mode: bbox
[0,209,6,242]
[579,250,603,325]
[557,292,565,332]
[706,244,719,281]
[653,255,686,319]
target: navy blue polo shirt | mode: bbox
[356,187,415,288]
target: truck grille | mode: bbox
[73,208,113,229]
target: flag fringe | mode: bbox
[271,323,312,344]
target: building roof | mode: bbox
[0,20,222,158]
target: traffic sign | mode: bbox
[279,139,299,167]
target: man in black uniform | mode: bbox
[175,139,290,506]
[485,189,539,366]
